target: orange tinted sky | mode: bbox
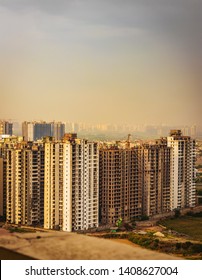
[0,0,201,125]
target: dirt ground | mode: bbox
[0,228,12,236]
[110,238,139,248]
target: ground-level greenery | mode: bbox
[96,213,202,259]
[99,231,202,259]
[159,214,202,241]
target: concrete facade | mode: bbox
[99,142,171,225]
[22,121,65,141]
[167,130,196,209]
[44,136,99,231]
[0,121,13,136]
[1,140,44,225]
[0,157,3,217]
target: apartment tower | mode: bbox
[142,142,171,216]
[0,121,13,136]
[99,145,143,225]
[167,130,196,209]
[22,121,65,141]
[1,139,44,225]
[44,135,99,231]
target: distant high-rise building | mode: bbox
[190,125,197,138]
[52,122,65,140]
[34,122,52,140]
[12,121,21,136]
[0,121,13,136]
[22,121,65,141]
[167,130,196,209]
[22,122,34,141]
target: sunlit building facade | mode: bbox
[1,140,44,225]
[0,130,196,230]
[142,142,171,216]
[167,130,196,209]
[44,135,99,231]
[0,121,13,136]
[99,142,171,225]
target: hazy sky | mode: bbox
[0,0,201,125]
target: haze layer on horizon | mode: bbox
[0,0,201,125]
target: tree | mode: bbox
[116,217,123,228]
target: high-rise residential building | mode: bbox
[34,122,52,141]
[181,125,197,138]
[44,137,65,230]
[44,134,99,231]
[142,142,171,216]
[1,130,196,230]
[0,155,7,220]
[0,157,4,217]
[99,145,143,225]
[167,130,196,209]
[190,125,197,138]
[99,142,171,225]
[52,122,65,140]
[1,139,44,225]
[71,138,99,231]
[22,121,65,141]
[0,121,13,136]
[22,122,34,141]
[1,134,98,231]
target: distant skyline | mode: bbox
[0,0,201,125]
[1,119,199,128]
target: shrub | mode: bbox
[186,211,202,217]
[176,242,182,250]
[174,208,181,218]
[181,241,193,250]
[190,244,202,254]
[140,215,149,221]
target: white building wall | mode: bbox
[44,139,98,232]
[27,123,34,141]
[62,143,72,232]
[44,143,51,229]
[167,135,196,210]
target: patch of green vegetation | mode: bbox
[101,233,129,239]
[160,215,202,241]
[8,227,36,233]
[197,190,202,196]
[186,211,202,217]
[127,233,202,258]
[99,230,202,259]
[196,177,202,183]
[128,233,160,250]
[196,189,202,204]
